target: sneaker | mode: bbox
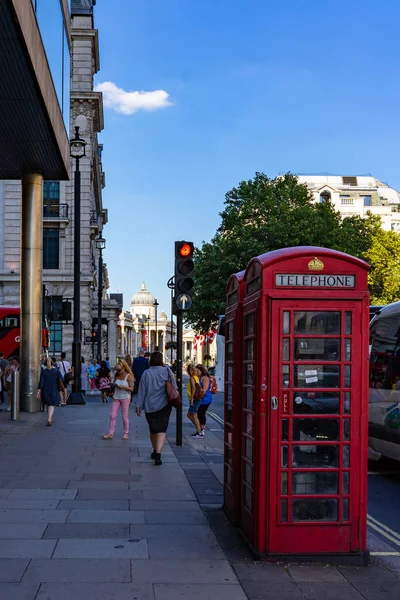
[192,432,202,438]
[200,430,205,437]
[6,407,11,412]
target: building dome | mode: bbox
[131,282,155,307]
[160,311,168,320]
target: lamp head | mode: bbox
[70,126,87,159]
[96,236,106,250]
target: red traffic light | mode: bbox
[177,242,194,258]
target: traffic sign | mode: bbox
[175,293,192,311]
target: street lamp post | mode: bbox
[154,299,159,351]
[96,237,106,363]
[146,316,150,352]
[68,125,86,405]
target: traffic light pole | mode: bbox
[176,308,183,446]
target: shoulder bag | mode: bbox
[165,368,182,409]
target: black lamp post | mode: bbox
[96,236,106,363]
[154,299,159,351]
[146,315,150,352]
[68,125,86,405]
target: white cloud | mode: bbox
[95,81,172,115]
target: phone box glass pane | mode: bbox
[294,365,340,388]
[292,472,338,495]
[292,419,339,442]
[294,312,340,334]
[294,339,340,361]
[293,392,340,414]
[292,498,338,521]
[292,445,339,468]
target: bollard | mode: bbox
[10,371,20,421]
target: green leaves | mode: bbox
[188,172,396,331]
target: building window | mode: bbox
[340,196,353,206]
[319,190,331,203]
[43,228,60,269]
[49,321,63,354]
[342,176,358,186]
[362,195,371,207]
[43,181,60,201]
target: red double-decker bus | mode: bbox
[0,307,49,358]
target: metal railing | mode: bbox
[43,202,69,219]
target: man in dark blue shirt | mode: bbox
[132,350,149,395]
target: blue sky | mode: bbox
[93,0,400,315]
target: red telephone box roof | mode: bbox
[246,246,369,274]
[226,270,246,293]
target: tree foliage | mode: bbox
[365,227,400,305]
[189,173,382,331]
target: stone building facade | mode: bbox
[0,0,120,363]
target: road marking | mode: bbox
[208,412,224,426]
[367,520,400,547]
[368,514,400,542]
[370,552,400,556]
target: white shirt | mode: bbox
[57,360,71,376]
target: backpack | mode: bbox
[61,361,73,385]
[210,375,218,394]
[192,379,205,401]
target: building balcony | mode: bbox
[43,202,69,221]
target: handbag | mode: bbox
[165,368,182,409]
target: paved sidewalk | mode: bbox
[0,402,399,599]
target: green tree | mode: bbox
[189,173,379,331]
[365,227,400,305]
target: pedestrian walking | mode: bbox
[0,352,8,405]
[132,350,149,395]
[102,359,133,440]
[136,351,176,465]
[96,360,112,403]
[186,364,202,437]
[57,352,72,387]
[196,364,213,436]
[81,356,88,396]
[36,358,65,426]
[88,359,99,392]
[3,357,13,411]
[52,356,66,405]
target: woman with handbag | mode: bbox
[196,364,213,436]
[136,351,177,465]
[186,364,203,438]
[102,359,133,440]
[36,358,65,426]
[97,360,112,403]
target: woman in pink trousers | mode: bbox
[102,359,133,440]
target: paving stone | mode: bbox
[1,479,70,489]
[338,565,399,582]
[148,536,225,559]
[83,473,141,482]
[76,489,142,500]
[129,500,200,511]
[0,490,11,498]
[58,499,129,510]
[68,480,129,490]
[54,538,148,559]
[288,565,347,582]
[144,510,208,525]
[297,582,366,600]
[43,523,130,539]
[129,524,217,539]
[23,558,131,582]
[0,524,47,539]
[0,499,59,510]
[23,472,82,481]
[153,583,247,599]
[142,489,195,501]
[233,562,292,582]
[7,489,77,500]
[241,581,306,599]
[0,509,69,523]
[346,581,400,600]
[36,582,155,600]
[131,559,238,584]
[0,559,30,582]
[67,509,145,523]
[0,583,40,599]
[0,539,56,558]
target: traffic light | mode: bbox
[91,329,97,342]
[174,241,194,308]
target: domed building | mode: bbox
[130,282,156,319]
[126,282,176,359]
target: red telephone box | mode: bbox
[228,246,369,559]
[224,271,246,523]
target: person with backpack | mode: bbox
[196,364,214,436]
[186,364,202,438]
[56,352,72,405]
